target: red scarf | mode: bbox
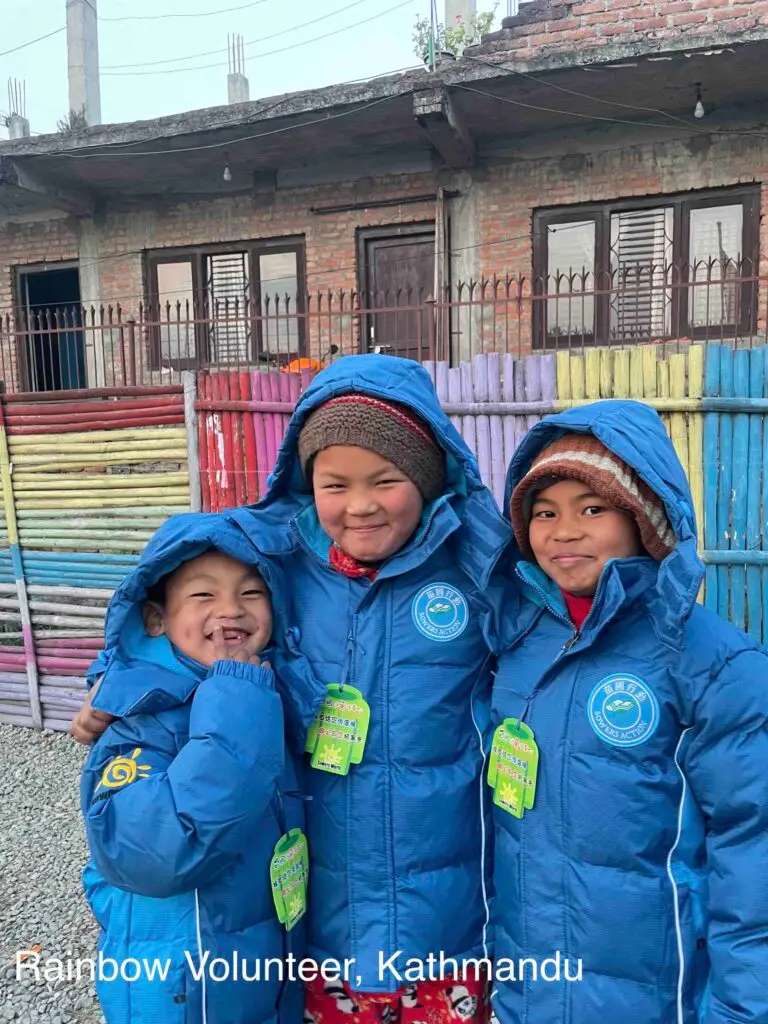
[329,543,379,582]
[562,590,593,629]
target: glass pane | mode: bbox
[260,251,299,355]
[546,221,595,336]
[689,205,743,328]
[156,261,195,362]
[207,252,249,364]
[609,207,673,341]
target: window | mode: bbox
[533,189,759,346]
[146,240,305,368]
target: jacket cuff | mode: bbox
[207,660,274,688]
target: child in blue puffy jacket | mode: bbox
[236,356,511,1022]
[489,400,768,1024]
[81,513,306,1024]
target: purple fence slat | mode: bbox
[502,355,516,477]
[472,354,492,495]
[460,361,477,462]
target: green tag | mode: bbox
[305,684,370,776]
[487,718,539,819]
[270,828,309,931]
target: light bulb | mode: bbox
[694,98,705,119]
[223,161,232,182]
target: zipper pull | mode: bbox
[562,629,581,653]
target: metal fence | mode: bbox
[2,261,766,394]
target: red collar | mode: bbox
[329,543,379,582]
[561,590,593,629]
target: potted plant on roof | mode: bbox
[412,5,498,68]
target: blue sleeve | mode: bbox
[85,660,284,899]
[681,648,768,1024]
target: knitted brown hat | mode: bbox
[298,393,446,503]
[510,433,676,561]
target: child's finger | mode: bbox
[211,626,228,661]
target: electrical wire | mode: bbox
[101,0,418,76]
[59,93,399,157]
[461,52,768,139]
[0,27,65,59]
[102,0,375,69]
[99,0,269,20]
[452,82,768,140]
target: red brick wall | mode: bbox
[475,0,768,59]
[1,126,766,377]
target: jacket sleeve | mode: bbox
[85,659,284,899]
[681,647,768,1024]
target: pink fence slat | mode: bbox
[485,352,505,509]
[472,354,492,494]
[263,371,284,474]
[459,361,476,460]
[250,371,272,500]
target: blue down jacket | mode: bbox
[81,513,305,1024]
[236,354,511,992]
[489,400,768,1024]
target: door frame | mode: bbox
[14,261,82,392]
[356,222,437,353]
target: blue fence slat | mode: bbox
[745,349,763,642]
[716,346,734,621]
[702,344,721,613]
[730,350,750,632]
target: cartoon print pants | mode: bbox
[305,972,490,1024]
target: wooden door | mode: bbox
[360,227,435,360]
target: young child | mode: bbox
[240,355,511,1021]
[81,512,306,1024]
[489,400,768,1024]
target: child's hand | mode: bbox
[70,679,116,745]
[211,626,267,668]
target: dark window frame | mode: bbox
[145,238,307,369]
[532,187,760,348]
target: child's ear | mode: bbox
[142,601,166,638]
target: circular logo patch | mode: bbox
[587,674,660,748]
[411,582,469,643]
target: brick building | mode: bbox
[0,0,766,390]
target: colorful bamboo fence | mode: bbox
[0,384,194,731]
[197,343,768,646]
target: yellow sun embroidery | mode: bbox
[323,743,344,768]
[97,748,152,791]
[498,782,519,809]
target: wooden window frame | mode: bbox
[146,238,307,369]
[532,188,759,349]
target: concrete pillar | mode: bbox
[445,0,476,30]
[67,0,101,126]
[227,74,250,105]
[7,115,30,139]
[447,174,482,364]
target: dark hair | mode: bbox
[145,574,169,607]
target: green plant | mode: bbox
[412,4,498,62]
[57,107,88,134]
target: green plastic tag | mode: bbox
[305,684,370,776]
[487,718,539,819]
[270,828,309,931]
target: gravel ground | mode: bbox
[0,725,104,1024]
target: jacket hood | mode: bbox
[504,400,704,644]
[255,355,510,587]
[91,512,282,712]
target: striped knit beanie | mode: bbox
[510,433,676,561]
[298,394,446,503]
